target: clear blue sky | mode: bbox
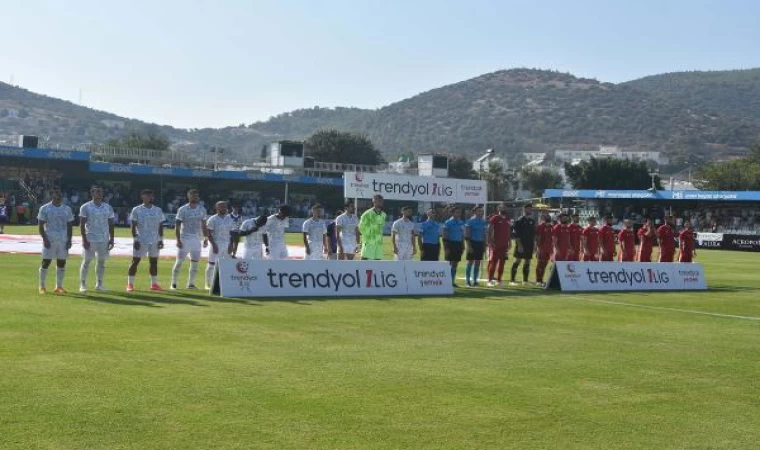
[5,0,759,129]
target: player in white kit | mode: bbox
[234,215,268,260]
[205,201,235,289]
[127,190,166,292]
[336,201,359,260]
[37,187,75,294]
[79,186,115,292]
[171,189,208,290]
[392,206,418,261]
[263,205,292,260]
[302,204,328,261]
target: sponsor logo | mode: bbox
[45,151,74,160]
[562,190,579,197]
[371,180,454,198]
[671,191,684,200]
[191,170,213,178]
[595,190,607,198]
[108,165,133,173]
[355,172,364,182]
[412,269,447,287]
[698,241,722,248]
[266,268,398,292]
[236,261,249,274]
[584,267,670,286]
[151,167,174,175]
[246,173,266,180]
[0,148,25,156]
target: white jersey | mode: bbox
[129,204,166,244]
[336,213,359,245]
[37,202,74,242]
[230,213,244,231]
[264,214,290,246]
[240,218,265,258]
[392,218,417,247]
[302,218,327,246]
[206,214,235,246]
[176,203,207,240]
[79,201,115,243]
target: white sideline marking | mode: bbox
[455,277,760,322]
[565,297,760,322]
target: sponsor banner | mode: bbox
[88,162,343,186]
[543,189,760,202]
[548,262,707,292]
[723,234,760,252]
[344,172,487,204]
[217,259,453,298]
[0,145,89,161]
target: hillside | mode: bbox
[2,68,760,163]
[623,68,760,123]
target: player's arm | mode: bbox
[131,211,140,251]
[79,206,90,250]
[66,215,74,249]
[336,222,344,254]
[487,222,494,247]
[158,213,165,249]
[417,224,424,251]
[323,227,330,255]
[107,208,116,250]
[464,223,472,252]
[412,228,418,255]
[581,232,588,256]
[207,221,218,254]
[38,216,50,248]
[552,230,559,254]
[175,212,183,249]
[302,222,311,255]
[391,228,399,255]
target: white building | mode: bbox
[555,146,667,165]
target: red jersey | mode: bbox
[618,228,635,262]
[536,222,553,259]
[488,214,511,248]
[637,227,655,262]
[552,223,571,261]
[599,224,616,260]
[657,225,675,251]
[568,223,582,260]
[679,229,695,262]
[581,226,600,261]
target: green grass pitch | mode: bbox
[1,225,759,449]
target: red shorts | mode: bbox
[489,246,509,261]
[679,253,693,263]
[619,253,634,262]
[582,254,597,262]
[600,253,614,262]
[637,250,652,262]
[659,249,675,263]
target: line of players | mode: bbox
[35,187,697,294]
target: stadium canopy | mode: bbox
[543,189,760,202]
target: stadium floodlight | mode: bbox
[477,149,495,179]
[648,168,660,193]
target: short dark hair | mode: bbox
[312,203,323,210]
[187,189,199,196]
[373,194,384,200]
[90,185,102,193]
[141,189,154,196]
[279,205,292,216]
[402,206,413,212]
[524,203,533,209]
[344,200,354,207]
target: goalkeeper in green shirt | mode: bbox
[358,195,387,260]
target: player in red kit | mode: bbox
[657,216,676,262]
[568,213,582,262]
[678,220,696,263]
[618,219,635,262]
[599,215,617,262]
[637,219,655,262]
[581,216,600,261]
[486,204,512,287]
[552,213,572,262]
[535,213,554,287]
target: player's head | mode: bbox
[498,203,508,216]
[665,215,674,225]
[141,189,154,205]
[559,213,570,224]
[51,187,63,203]
[572,213,580,224]
[542,212,551,222]
[401,206,413,219]
[473,205,484,218]
[231,203,240,213]
[187,189,200,203]
[426,208,436,220]
[311,203,323,219]
[450,206,461,219]
[523,203,533,217]
[90,186,103,202]
[372,194,384,209]
[684,219,692,229]
[278,205,292,218]
[623,218,632,228]
[215,201,228,215]
[604,214,613,225]
[344,200,355,215]
[588,216,597,226]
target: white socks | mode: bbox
[39,268,48,289]
[56,268,65,289]
[205,264,215,288]
[171,259,183,285]
[189,261,199,287]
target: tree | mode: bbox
[564,158,662,190]
[447,155,478,180]
[304,129,384,166]
[106,127,171,151]
[520,167,564,197]
[482,161,515,201]
[696,145,760,190]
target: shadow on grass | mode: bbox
[176,291,262,306]
[72,293,159,307]
[109,291,208,307]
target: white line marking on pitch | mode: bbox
[560,297,760,322]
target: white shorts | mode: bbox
[84,241,110,261]
[177,237,202,261]
[395,250,414,261]
[42,240,69,260]
[340,243,357,255]
[208,242,231,264]
[268,244,289,261]
[133,242,161,258]
[305,245,324,261]
[242,247,264,260]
